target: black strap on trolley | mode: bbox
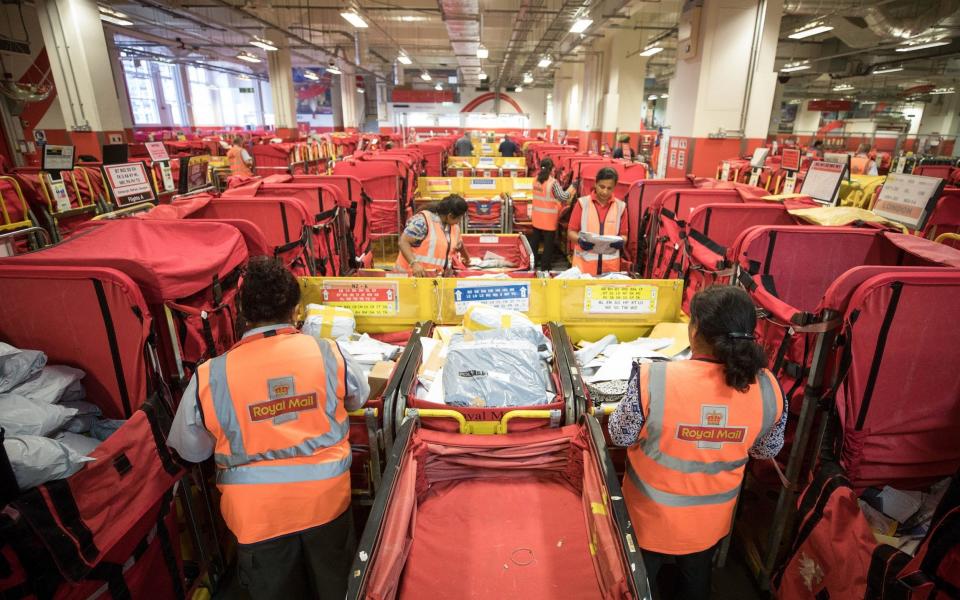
[92,279,132,418]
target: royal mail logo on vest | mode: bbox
[676,405,747,449]
[248,376,318,424]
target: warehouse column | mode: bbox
[598,30,648,154]
[663,0,784,177]
[267,37,297,138]
[917,92,960,156]
[36,0,127,159]
[339,67,360,132]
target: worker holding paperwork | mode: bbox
[567,167,628,275]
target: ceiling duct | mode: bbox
[863,0,960,40]
[437,0,481,86]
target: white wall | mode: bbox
[793,100,821,133]
[387,87,548,130]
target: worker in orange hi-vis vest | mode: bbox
[167,257,369,600]
[396,194,470,277]
[608,286,787,599]
[530,158,575,270]
[226,135,253,177]
[566,167,627,275]
[851,143,879,176]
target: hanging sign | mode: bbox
[321,280,400,316]
[872,173,945,231]
[49,178,72,212]
[453,281,531,315]
[104,162,155,206]
[800,160,846,205]
[584,285,658,314]
[145,142,170,162]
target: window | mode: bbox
[122,59,160,125]
[188,66,219,126]
[157,62,187,126]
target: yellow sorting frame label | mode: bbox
[583,285,658,314]
[321,280,400,316]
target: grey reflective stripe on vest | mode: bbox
[532,205,559,215]
[638,362,777,475]
[210,335,349,470]
[417,212,447,267]
[574,196,623,261]
[626,462,741,507]
[217,454,352,485]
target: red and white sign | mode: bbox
[321,280,399,316]
[677,405,747,449]
[145,142,170,162]
[104,162,155,206]
[873,173,944,230]
[800,160,845,205]
[781,148,801,172]
[248,392,318,421]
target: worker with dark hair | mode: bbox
[454,132,474,157]
[498,134,519,158]
[168,256,369,600]
[530,158,576,269]
[227,135,253,177]
[612,135,636,160]
[567,166,627,274]
[609,285,786,600]
[396,194,470,277]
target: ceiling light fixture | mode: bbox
[340,10,368,28]
[421,71,431,81]
[98,6,127,17]
[515,85,523,92]
[896,39,951,52]
[523,73,534,84]
[358,87,365,93]
[538,56,552,68]
[788,21,834,39]
[434,82,442,91]
[639,45,664,57]
[780,63,811,72]
[660,93,669,99]
[250,37,277,51]
[570,18,592,34]
[100,14,133,26]
[648,94,658,100]
[833,83,854,91]
[326,63,341,75]
[303,71,319,81]
[872,65,903,74]
[477,45,489,59]
[478,71,488,81]
[398,53,412,65]
[236,52,261,64]
[930,87,956,95]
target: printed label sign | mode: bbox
[470,178,498,191]
[896,156,907,174]
[427,178,453,194]
[748,168,761,187]
[145,142,170,162]
[669,149,677,168]
[479,235,499,244]
[677,150,686,171]
[720,161,731,181]
[159,161,175,192]
[104,162,155,206]
[781,148,801,172]
[454,282,531,315]
[185,156,210,192]
[583,285,658,314]
[321,280,399,316]
[872,172,944,230]
[800,160,845,205]
[512,179,533,190]
[248,392,318,422]
[676,405,747,450]
[42,144,74,171]
[50,178,72,212]
[782,173,797,195]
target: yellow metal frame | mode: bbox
[416,176,535,200]
[0,176,33,233]
[935,233,960,246]
[92,201,156,220]
[405,408,557,434]
[348,407,379,418]
[445,156,527,170]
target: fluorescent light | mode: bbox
[523,73,534,84]
[872,66,903,74]
[515,85,523,92]
[477,45,489,59]
[896,40,951,52]
[478,71,488,80]
[780,63,811,72]
[398,53,412,65]
[788,23,834,39]
[250,38,278,51]
[303,71,319,81]
[434,82,442,91]
[660,93,669,99]
[648,94,658,100]
[326,65,341,74]
[931,87,955,95]
[538,57,552,68]
[639,46,664,57]
[340,10,368,28]
[98,5,127,17]
[421,71,431,81]
[100,14,133,26]
[236,52,261,64]
[833,83,853,91]
[570,18,592,34]
[400,15,426,22]
[357,88,365,93]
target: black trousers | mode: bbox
[236,508,356,600]
[642,544,716,600]
[527,227,558,271]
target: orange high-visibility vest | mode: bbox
[196,327,351,544]
[395,210,461,275]
[227,146,252,177]
[850,155,869,175]
[623,360,783,555]
[572,195,626,275]
[532,176,561,231]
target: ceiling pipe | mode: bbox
[863,0,960,40]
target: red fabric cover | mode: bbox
[913,164,953,180]
[0,265,150,418]
[835,270,960,490]
[465,197,504,228]
[10,168,97,237]
[280,175,372,255]
[455,233,531,272]
[624,177,696,265]
[896,505,960,599]
[0,219,246,302]
[923,188,960,239]
[776,472,878,599]
[406,142,447,176]
[579,161,648,201]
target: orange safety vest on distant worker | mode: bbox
[395,210,461,275]
[572,195,626,275]
[623,360,783,555]
[196,327,351,544]
[850,155,869,175]
[531,176,562,231]
[227,145,253,177]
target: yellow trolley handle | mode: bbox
[93,201,157,220]
[935,233,960,246]
[347,407,379,418]
[405,408,561,434]
[588,403,619,417]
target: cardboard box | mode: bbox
[367,360,395,400]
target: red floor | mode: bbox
[398,477,603,599]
